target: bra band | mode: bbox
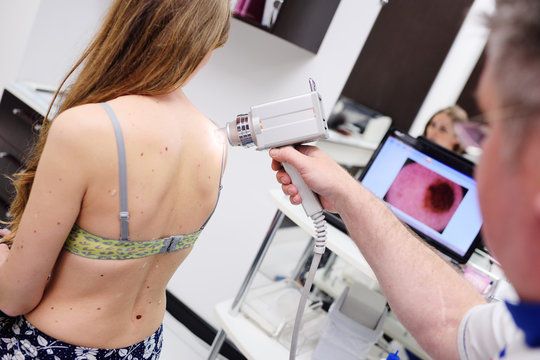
[100,102,130,241]
[65,224,201,260]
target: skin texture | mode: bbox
[0,85,225,348]
[384,162,464,232]
[474,61,540,302]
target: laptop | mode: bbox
[324,128,483,264]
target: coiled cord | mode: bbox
[312,211,327,255]
[289,210,327,359]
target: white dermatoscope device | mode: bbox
[222,79,329,359]
[224,78,328,220]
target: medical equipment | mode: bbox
[325,128,483,264]
[313,283,388,360]
[222,79,329,359]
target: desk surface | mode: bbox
[215,299,313,360]
[4,81,57,117]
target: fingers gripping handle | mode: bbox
[282,162,323,217]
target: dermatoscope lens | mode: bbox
[225,114,255,148]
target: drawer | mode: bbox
[0,90,44,161]
[0,197,10,223]
[0,138,22,206]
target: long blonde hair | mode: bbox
[4,0,230,243]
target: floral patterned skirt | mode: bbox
[0,312,163,360]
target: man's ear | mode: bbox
[534,194,540,221]
[526,130,540,221]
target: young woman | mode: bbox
[422,105,469,153]
[0,0,230,358]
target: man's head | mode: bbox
[475,0,540,301]
[486,0,540,145]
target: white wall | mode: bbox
[16,0,110,88]
[0,0,41,91]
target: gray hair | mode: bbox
[487,0,540,139]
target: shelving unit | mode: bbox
[215,299,313,360]
[208,189,433,359]
[233,0,342,53]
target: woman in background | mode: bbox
[0,0,230,358]
[422,105,469,153]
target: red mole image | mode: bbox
[384,160,467,233]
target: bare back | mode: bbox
[23,91,225,348]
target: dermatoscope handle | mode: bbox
[282,162,323,217]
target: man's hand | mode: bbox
[269,145,356,213]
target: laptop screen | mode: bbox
[358,129,482,263]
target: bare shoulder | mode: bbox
[51,103,110,134]
[43,103,116,168]
[49,103,114,145]
[188,110,226,162]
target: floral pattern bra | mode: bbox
[62,103,224,260]
[63,224,203,260]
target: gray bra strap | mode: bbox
[100,102,129,241]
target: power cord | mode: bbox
[289,210,327,360]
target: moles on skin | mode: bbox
[384,162,465,232]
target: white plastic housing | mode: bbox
[225,91,328,150]
[251,91,327,150]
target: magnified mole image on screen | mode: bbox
[324,129,483,263]
[383,159,467,233]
